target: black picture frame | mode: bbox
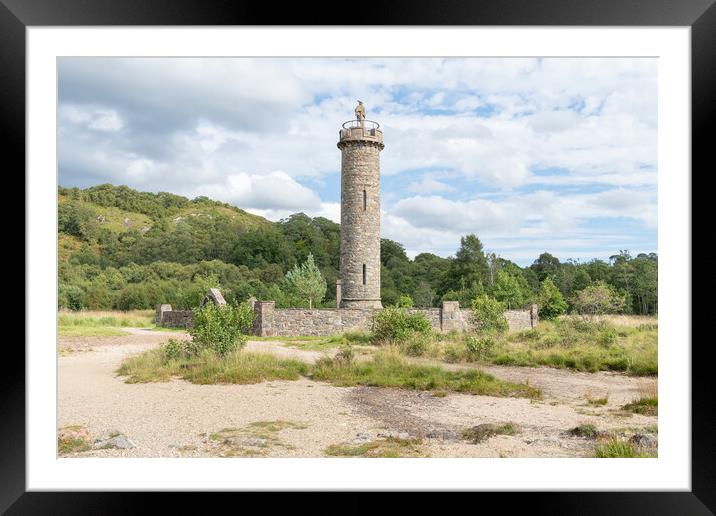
[4,0,710,511]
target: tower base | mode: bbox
[339,298,383,309]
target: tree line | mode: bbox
[58,184,657,316]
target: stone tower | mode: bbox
[337,108,384,309]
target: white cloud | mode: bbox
[406,177,455,194]
[58,57,658,263]
[194,171,321,211]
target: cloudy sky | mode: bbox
[58,57,657,265]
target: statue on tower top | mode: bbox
[355,100,365,127]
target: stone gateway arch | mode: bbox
[337,104,384,309]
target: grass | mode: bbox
[207,420,307,457]
[622,396,658,416]
[569,424,600,439]
[58,309,155,337]
[586,395,609,406]
[311,348,541,398]
[117,343,540,398]
[58,425,92,454]
[594,438,656,458]
[435,316,657,376]
[256,332,373,352]
[462,423,518,443]
[116,348,309,384]
[325,438,426,458]
[58,309,155,327]
[58,436,91,454]
[58,326,129,337]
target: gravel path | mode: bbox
[58,332,657,458]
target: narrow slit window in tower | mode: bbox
[362,189,367,210]
[362,264,367,285]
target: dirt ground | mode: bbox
[58,329,657,458]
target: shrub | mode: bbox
[400,331,431,357]
[162,338,198,362]
[537,278,567,319]
[464,335,497,361]
[190,302,249,356]
[396,294,414,308]
[571,281,627,318]
[470,295,508,334]
[58,283,85,310]
[598,327,618,347]
[443,344,462,363]
[235,300,255,334]
[334,345,355,365]
[115,284,150,311]
[371,307,432,343]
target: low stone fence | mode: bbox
[155,304,194,328]
[251,301,537,337]
[157,299,538,336]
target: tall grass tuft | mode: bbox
[117,347,308,384]
[436,316,657,376]
[311,347,540,398]
[58,309,155,328]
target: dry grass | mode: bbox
[59,326,129,337]
[594,437,656,458]
[311,347,541,399]
[325,438,426,458]
[561,314,657,328]
[58,310,155,337]
[621,382,658,416]
[207,420,307,457]
[434,316,657,376]
[117,348,309,384]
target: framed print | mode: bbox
[5,0,712,511]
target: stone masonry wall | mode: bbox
[251,302,537,337]
[158,309,194,328]
[158,300,538,336]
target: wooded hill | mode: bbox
[58,184,658,315]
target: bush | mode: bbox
[396,294,414,308]
[190,302,249,356]
[470,295,508,334]
[58,283,85,310]
[334,345,355,365]
[400,331,431,357]
[443,344,462,363]
[371,307,432,343]
[537,277,567,319]
[162,338,198,362]
[464,335,497,361]
[115,284,150,311]
[571,281,627,317]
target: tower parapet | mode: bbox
[337,108,384,309]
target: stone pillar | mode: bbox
[155,304,172,325]
[335,280,342,307]
[337,118,384,309]
[440,301,462,332]
[529,303,539,328]
[201,288,227,306]
[253,301,276,337]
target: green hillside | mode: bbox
[57,184,657,315]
